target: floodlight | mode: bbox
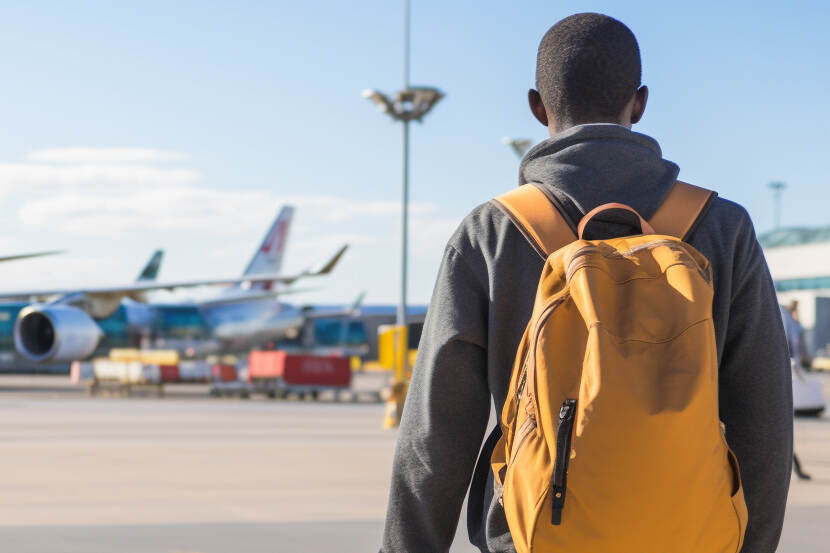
[503,137,532,158]
[362,86,443,123]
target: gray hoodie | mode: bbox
[381,124,792,553]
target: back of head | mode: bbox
[536,13,641,123]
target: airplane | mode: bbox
[0,249,163,369]
[4,206,347,365]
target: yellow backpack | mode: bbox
[490,182,748,553]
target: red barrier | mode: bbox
[248,351,351,387]
[159,365,180,383]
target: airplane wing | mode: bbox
[299,291,367,319]
[0,245,347,301]
[313,244,348,276]
[0,250,63,263]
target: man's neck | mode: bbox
[548,120,631,137]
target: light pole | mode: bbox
[502,137,532,158]
[769,181,787,230]
[362,2,443,341]
[363,0,443,428]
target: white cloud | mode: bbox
[27,147,190,163]
[0,236,25,256]
[0,254,135,294]
[3,147,439,235]
[17,187,438,236]
[282,195,436,222]
[18,187,273,234]
[0,163,199,195]
[290,233,379,252]
[411,217,460,257]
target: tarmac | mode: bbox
[0,374,827,553]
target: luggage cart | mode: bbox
[248,351,352,401]
[88,359,164,398]
[208,363,251,398]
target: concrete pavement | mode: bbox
[0,375,826,552]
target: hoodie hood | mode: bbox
[518,124,680,234]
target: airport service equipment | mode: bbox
[248,350,351,399]
[109,348,179,365]
[212,363,238,382]
[86,349,184,396]
[93,359,160,383]
[69,360,95,384]
[178,360,211,382]
[208,363,251,398]
[89,358,164,397]
[111,349,181,382]
[158,365,179,382]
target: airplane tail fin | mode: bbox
[241,206,294,285]
[136,250,164,282]
[349,291,366,314]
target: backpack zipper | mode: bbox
[565,240,711,284]
[509,413,537,461]
[513,295,566,413]
[551,399,577,525]
[516,370,527,410]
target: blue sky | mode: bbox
[0,0,827,304]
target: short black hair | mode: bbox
[536,13,641,122]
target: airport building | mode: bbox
[761,226,830,357]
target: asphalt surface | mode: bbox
[0,374,827,552]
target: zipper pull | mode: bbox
[551,485,566,524]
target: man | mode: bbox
[381,13,792,553]
[780,304,813,481]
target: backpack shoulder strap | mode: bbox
[492,184,577,259]
[648,181,716,240]
[493,181,716,258]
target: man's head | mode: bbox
[529,13,647,135]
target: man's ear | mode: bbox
[630,85,649,125]
[528,89,549,127]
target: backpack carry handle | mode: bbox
[577,203,655,239]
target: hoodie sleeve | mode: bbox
[380,244,491,553]
[718,213,793,553]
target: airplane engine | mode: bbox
[14,305,103,363]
